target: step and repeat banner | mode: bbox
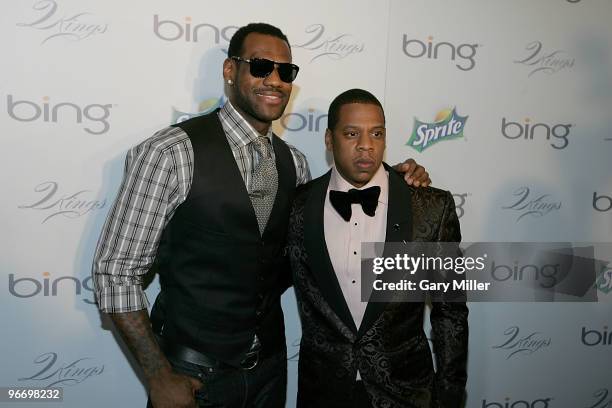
[1,0,611,407]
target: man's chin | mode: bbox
[253,113,284,125]
[253,102,288,122]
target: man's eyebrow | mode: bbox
[341,124,385,128]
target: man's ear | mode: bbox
[324,129,334,152]
[223,58,235,83]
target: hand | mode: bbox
[149,367,203,408]
[393,158,431,187]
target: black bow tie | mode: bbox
[329,186,381,222]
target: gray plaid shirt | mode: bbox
[92,102,311,313]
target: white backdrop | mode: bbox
[1,0,611,407]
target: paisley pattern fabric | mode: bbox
[286,167,468,408]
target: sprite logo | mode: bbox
[407,108,468,152]
[595,266,612,294]
[171,97,224,124]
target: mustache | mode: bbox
[253,87,286,95]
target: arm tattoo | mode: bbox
[109,311,170,381]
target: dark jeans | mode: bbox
[146,351,287,408]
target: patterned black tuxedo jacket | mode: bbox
[286,163,468,408]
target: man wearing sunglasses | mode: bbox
[92,23,431,408]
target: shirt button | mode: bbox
[352,280,356,284]
[354,222,358,226]
[353,251,357,255]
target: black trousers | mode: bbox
[146,351,287,408]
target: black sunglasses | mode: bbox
[231,56,300,83]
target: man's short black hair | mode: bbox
[228,23,290,58]
[327,88,385,131]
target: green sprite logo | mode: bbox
[595,266,612,294]
[407,107,468,152]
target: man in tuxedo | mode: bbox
[287,89,469,408]
[92,24,431,408]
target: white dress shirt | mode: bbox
[323,164,389,329]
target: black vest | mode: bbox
[152,111,296,366]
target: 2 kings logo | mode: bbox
[501,186,561,223]
[514,41,574,78]
[6,94,112,135]
[491,326,551,359]
[19,352,104,387]
[586,389,612,408]
[18,181,107,224]
[8,272,94,304]
[17,0,108,45]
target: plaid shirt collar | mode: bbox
[219,101,273,151]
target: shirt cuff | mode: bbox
[94,285,149,313]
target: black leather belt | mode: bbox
[156,335,260,370]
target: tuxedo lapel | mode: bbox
[304,171,359,335]
[358,164,413,338]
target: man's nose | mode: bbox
[262,64,283,87]
[357,133,373,150]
